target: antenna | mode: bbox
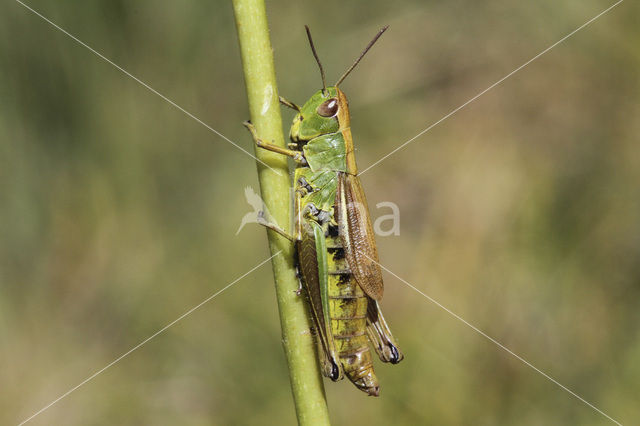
[335,25,389,87]
[305,25,327,93]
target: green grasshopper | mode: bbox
[244,25,402,396]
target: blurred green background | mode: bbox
[1,1,639,424]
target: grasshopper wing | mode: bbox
[335,172,384,301]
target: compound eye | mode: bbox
[317,98,339,117]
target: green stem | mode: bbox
[231,1,331,424]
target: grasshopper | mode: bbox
[244,25,402,396]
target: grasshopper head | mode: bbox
[290,86,350,143]
[292,25,386,144]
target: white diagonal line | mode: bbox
[363,253,622,425]
[359,0,624,176]
[17,251,281,426]
[15,0,282,176]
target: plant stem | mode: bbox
[231,1,331,424]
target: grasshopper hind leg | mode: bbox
[302,275,342,381]
[309,315,341,380]
[366,299,404,364]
